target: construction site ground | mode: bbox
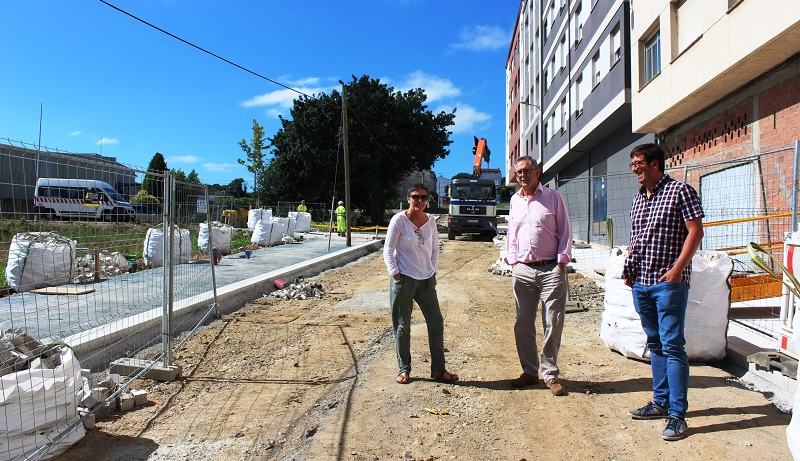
[56,238,792,461]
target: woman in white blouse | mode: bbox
[383,184,459,385]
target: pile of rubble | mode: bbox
[0,328,61,376]
[77,372,149,428]
[73,250,131,283]
[268,281,325,300]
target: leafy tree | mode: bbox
[129,189,161,204]
[452,172,474,180]
[186,169,201,183]
[238,119,268,207]
[226,178,247,198]
[142,152,168,200]
[264,75,455,224]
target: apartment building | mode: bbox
[630,0,800,255]
[507,0,652,245]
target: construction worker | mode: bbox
[335,201,347,236]
[297,200,308,212]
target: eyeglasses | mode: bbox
[413,228,424,244]
[516,168,534,175]
[629,159,649,169]
[409,194,428,201]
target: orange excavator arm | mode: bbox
[472,136,491,178]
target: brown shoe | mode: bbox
[546,378,566,396]
[510,373,539,388]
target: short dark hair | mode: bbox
[407,183,430,196]
[630,143,666,172]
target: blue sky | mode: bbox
[1,0,518,188]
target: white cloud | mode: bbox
[451,25,509,51]
[169,155,200,164]
[439,103,491,134]
[398,71,460,103]
[204,162,240,173]
[69,130,81,137]
[95,137,119,145]
[241,79,338,111]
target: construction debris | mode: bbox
[268,281,325,300]
[73,250,131,283]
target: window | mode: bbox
[610,25,621,66]
[560,0,566,11]
[560,98,567,134]
[644,29,661,83]
[544,68,549,91]
[550,113,557,139]
[550,55,557,82]
[677,0,703,54]
[575,74,583,115]
[574,1,583,46]
[592,51,601,87]
[544,120,550,144]
[560,35,567,71]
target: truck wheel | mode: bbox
[448,228,455,240]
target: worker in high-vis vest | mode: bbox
[335,201,347,236]
[297,200,307,212]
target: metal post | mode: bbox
[342,84,351,247]
[206,186,219,318]
[792,140,800,233]
[163,172,175,368]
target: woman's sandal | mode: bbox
[396,371,410,384]
[432,370,459,383]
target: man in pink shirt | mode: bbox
[504,156,572,395]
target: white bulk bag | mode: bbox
[292,211,312,233]
[267,217,287,246]
[251,219,272,246]
[198,222,233,255]
[5,232,76,293]
[787,305,800,459]
[287,217,297,239]
[143,228,192,268]
[600,247,649,359]
[0,346,86,460]
[247,208,273,230]
[600,247,732,362]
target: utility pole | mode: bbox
[342,84,351,246]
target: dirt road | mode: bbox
[57,238,792,461]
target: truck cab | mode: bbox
[446,178,497,240]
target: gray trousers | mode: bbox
[512,262,567,382]
[389,274,445,376]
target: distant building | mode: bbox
[0,141,137,217]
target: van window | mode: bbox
[103,187,125,202]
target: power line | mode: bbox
[98,0,309,97]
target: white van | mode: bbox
[33,178,135,221]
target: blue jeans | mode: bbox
[631,281,690,419]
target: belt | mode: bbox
[523,259,557,267]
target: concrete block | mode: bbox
[82,413,96,430]
[81,386,109,408]
[119,392,135,411]
[131,389,149,406]
[110,358,182,382]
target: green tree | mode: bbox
[238,119,268,207]
[264,75,455,224]
[226,178,247,198]
[452,172,474,180]
[142,152,168,200]
[186,169,201,183]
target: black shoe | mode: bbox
[662,416,688,441]
[628,401,668,420]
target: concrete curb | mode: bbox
[65,239,384,371]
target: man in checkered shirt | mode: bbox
[622,143,704,442]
